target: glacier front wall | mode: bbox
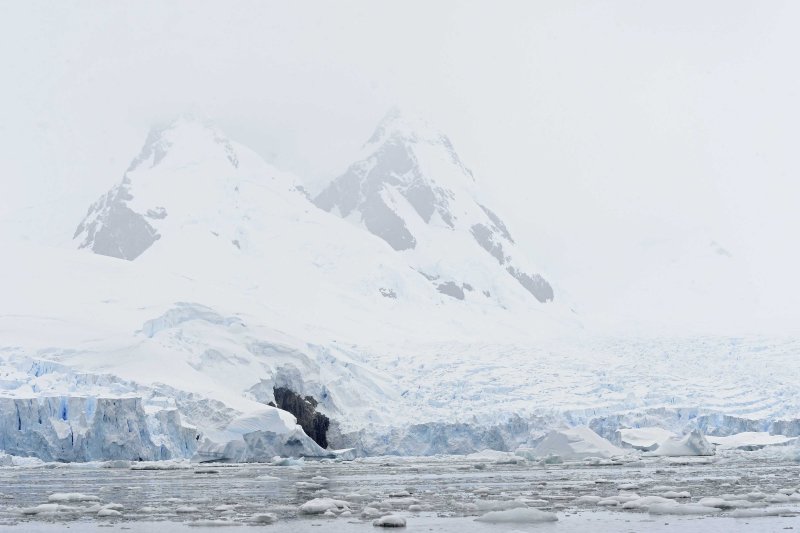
[0,397,196,462]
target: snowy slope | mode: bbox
[0,116,576,461]
[1,114,798,461]
[564,234,763,336]
[72,116,571,341]
[315,109,558,309]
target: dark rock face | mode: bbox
[313,137,457,251]
[74,119,240,261]
[470,223,507,264]
[478,204,514,243]
[437,281,465,300]
[272,387,330,449]
[74,178,161,260]
[506,266,554,303]
[379,287,397,298]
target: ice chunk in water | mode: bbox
[475,508,558,523]
[373,515,407,527]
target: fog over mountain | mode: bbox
[3,1,799,335]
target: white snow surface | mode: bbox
[707,432,797,450]
[619,427,678,451]
[651,430,715,457]
[532,426,625,460]
[1,116,800,461]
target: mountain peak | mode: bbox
[73,117,273,260]
[127,116,239,173]
[315,111,554,304]
[364,109,473,181]
[366,108,440,145]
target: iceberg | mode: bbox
[532,426,626,460]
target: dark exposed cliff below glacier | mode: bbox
[271,387,330,449]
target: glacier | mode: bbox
[1,114,799,462]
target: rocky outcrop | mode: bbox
[271,387,330,449]
[74,177,161,260]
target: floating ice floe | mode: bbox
[531,426,626,460]
[298,497,349,514]
[573,495,602,505]
[466,449,523,464]
[251,513,278,524]
[731,507,799,518]
[213,504,237,512]
[648,502,722,515]
[48,493,100,502]
[620,496,675,510]
[295,482,323,490]
[271,456,305,467]
[651,429,715,456]
[361,506,382,518]
[661,490,691,499]
[475,508,558,523]
[373,515,406,527]
[187,520,241,527]
[475,499,527,511]
[381,497,418,509]
[20,503,77,515]
[131,460,191,470]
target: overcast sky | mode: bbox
[2,1,799,333]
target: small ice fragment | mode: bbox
[298,497,349,514]
[251,513,278,524]
[662,491,691,499]
[48,493,100,503]
[731,507,798,518]
[214,504,237,511]
[475,508,558,523]
[648,503,721,515]
[373,515,406,527]
[361,506,382,518]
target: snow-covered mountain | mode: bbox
[0,114,577,462]
[71,116,569,337]
[1,113,798,463]
[315,109,555,305]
